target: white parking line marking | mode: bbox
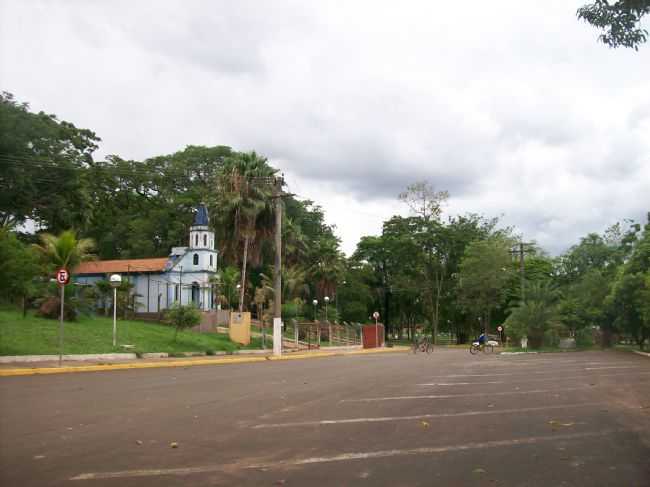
[417,381,506,386]
[342,386,595,402]
[250,402,605,429]
[584,366,641,371]
[70,427,633,480]
[431,368,649,379]
[417,371,650,387]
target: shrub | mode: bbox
[543,329,560,348]
[165,304,201,341]
[576,328,595,348]
[36,295,77,321]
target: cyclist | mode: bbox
[477,331,486,347]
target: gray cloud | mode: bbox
[1,0,648,256]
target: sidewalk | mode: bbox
[0,346,409,377]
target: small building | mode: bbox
[74,204,219,312]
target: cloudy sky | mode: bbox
[1,1,649,255]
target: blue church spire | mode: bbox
[193,204,209,226]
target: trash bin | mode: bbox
[362,324,385,348]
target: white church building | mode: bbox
[74,204,219,312]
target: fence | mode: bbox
[285,320,362,350]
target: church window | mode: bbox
[195,234,198,246]
[203,234,207,247]
[209,255,213,266]
[175,284,179,302]
[193,253,199,265]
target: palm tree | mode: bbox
[260,265,310,303]
[33,230,95,272]
[505,281,561,349]
[217,152,276,312]
[307,235,345,299]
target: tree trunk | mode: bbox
[239,235,249,313]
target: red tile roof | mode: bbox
[74,258,169,275]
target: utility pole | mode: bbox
[511,242,533,304]
[519,242,525,303]
[272,176,283,356]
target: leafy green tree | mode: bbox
[165,304,201,341]
[578,0,650,49]
[458,236,515,336]
[0,92,100,232]
[0,229,41,312]
[606,214,650,350]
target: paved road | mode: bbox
[1,350,649,486]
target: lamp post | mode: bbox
[312,299,319,346]
[373,311,380,348]
[236,284,241,312]
[213,272,221,310]
[324,296,330,345]
[110,274,122,347]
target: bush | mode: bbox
[543,329,560,348]
[36,295,78,321]
[576,328,595,348]
[165,304,201,341]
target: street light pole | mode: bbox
[110,274,122,347]
[324,296,330,344]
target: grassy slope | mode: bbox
[0,309,261,356]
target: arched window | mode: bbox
[203,234,207,247]
[209,255,213,266]
[195,234,199,246]
[193,253,199,265]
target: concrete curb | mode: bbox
[0,353,138,363]
[0,345,364,364]
[633,350,650,358]
[0,346,409,377]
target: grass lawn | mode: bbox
[0,309,261,356]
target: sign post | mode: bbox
[373,311,380,348]
[110,274,122,347]
[55,268,70,367]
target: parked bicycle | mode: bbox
[412,335,434,354]
[469,341,494,354]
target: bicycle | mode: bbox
[412,335,434,354]
[469,341,494,355]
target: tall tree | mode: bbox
[606,214,650,350]
[0,229,40,312]
[458,236,515,337]
[216,152,276,311]
[0,92,100,232]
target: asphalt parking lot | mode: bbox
[1,349,649,486]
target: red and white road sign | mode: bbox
[56,268,70,286]
[373,311,380,320]
[497,325,503,332]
